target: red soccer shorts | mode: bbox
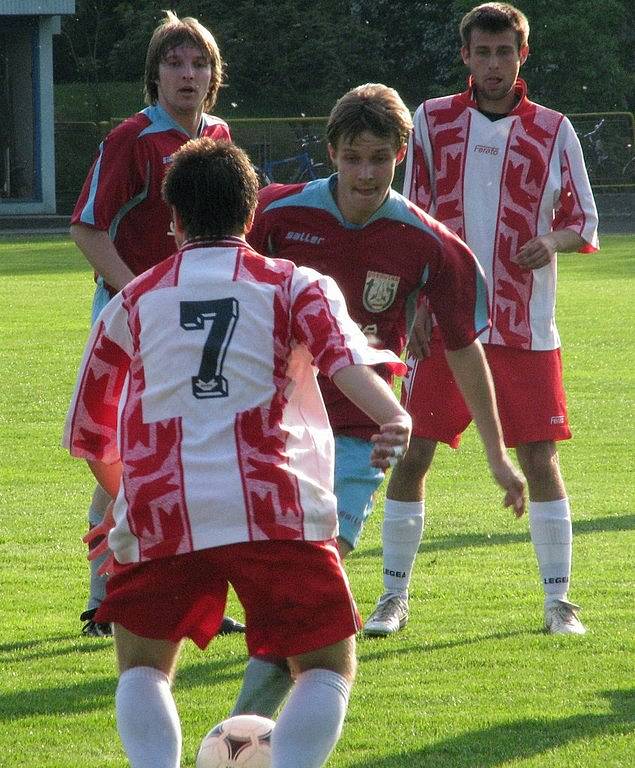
[401,338,571,448]
[94,539,360,658]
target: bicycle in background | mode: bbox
[578,118,609,181]
[257,124,328,186]
[576,116,634,187]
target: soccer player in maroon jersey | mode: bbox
[65,137,412,768]
[370,3,598,637]
[69,11,242,637]
[231,82,525,716]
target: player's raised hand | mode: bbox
[406,301,432,359]
[370,417,412,470]
[490,457,526,518]
[83,500,116,575]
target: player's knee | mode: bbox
[289,636,357,683]
[517,441,561,484]
[402,436,436,473]
[336,536,354,559]
[387,437,435,498]
[321,639,357,684]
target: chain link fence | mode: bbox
[54,112,634,215]
[568,112,635,189]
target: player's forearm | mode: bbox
[407,301,432,359]
[70,223,135,292]
[445,342,506,464]
[332,364,409,428]
[87,458,122,499]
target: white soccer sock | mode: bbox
[382,500,425,595]
[116,666,181,768]
[529,498,572,605]
[231,656,293,718]
[271,669,350,768]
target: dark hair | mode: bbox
[460,3,529,51]
[144,10,224,112]
[162,139,259,241]
[326,83,413,151]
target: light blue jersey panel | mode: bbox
[264,175,447,239]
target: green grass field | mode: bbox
[0,234,633,767]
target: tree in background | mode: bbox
[54,0,633,118]
[54,0,126,120]
[517,0,633,112]
[211,0,386,115]
[352,1,465,108]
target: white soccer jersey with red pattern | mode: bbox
[63,238,406,563]
[404,78,599,350]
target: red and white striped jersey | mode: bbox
[63,238,406,563]
[404,78,599,350]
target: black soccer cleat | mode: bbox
[80,608,113,638]
[218,616,246,635]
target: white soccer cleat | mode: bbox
[544,599,587,635]
[364,593,409,636]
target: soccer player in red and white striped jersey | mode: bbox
[372,2,599,637]
[64,138,412,768]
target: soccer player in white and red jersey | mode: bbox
[368,3,599,637]
[230,83,525,717]
[63,137,412,768]
[69,11,240,637]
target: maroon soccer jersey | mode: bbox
[72,104,230,294]
[248,177,489,438]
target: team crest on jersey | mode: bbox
[362,271,400,312]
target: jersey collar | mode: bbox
[143,103,208,138]
[181,235,247,251]
[461,76,530,117]
[326,174,396,230]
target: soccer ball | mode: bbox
[196,714,275,768]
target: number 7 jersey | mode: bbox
[63,238,406,564]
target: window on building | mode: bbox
[0,19,37,201]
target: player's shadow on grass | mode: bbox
[357,513,635,559]
[358,628,536,664]
[347,688,633,768]
[0,635,113,662]
[0,646,247,720]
